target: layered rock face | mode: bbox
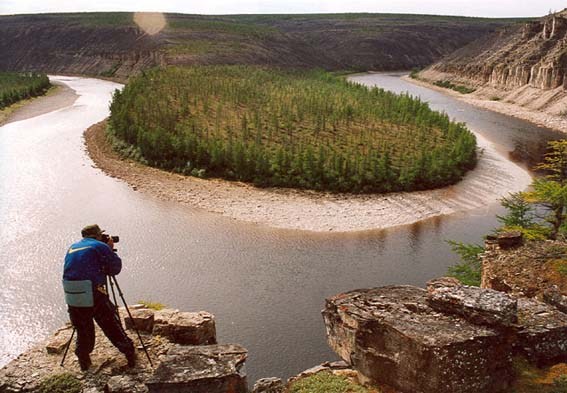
[420,10,567,118]
[323,279,567,393]
[0,306,245,393]
[424,10,567,91]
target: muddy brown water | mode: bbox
[0,74,563,383]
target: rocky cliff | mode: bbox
[0,13,522,78]
[420,9,567,118]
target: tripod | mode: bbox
[60,276,153,367]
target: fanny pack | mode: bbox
[63,280,94,307]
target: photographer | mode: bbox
[62,224,136,371]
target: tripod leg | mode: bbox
[110,276,154,367]
[60,327,76,367]
[108,276,120,318]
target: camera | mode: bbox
[101,234,120,244]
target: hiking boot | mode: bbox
[126,351,137,368]
[78,355,91,371]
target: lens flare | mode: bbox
[133,12,166,35]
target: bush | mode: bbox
[446,241,484,286]
[552,375,567,393]
[37,373,82,393]
[289,372,370,393]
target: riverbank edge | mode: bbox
[0,80,78,126]
[403,74,567,134]
[85,115,530,233]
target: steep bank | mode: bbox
[85,117,531,232]
[419,10,567,132]
[0,13,525,77]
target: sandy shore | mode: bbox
[404,75,567,134]
[85,117,531,232]
[0,80,78,126]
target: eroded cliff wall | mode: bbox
[421,10,567,117]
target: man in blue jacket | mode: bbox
[63,224,136,371]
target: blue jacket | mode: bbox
[63,237,122,287]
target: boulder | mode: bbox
[152,309,216,345]
[104,375,148,393]
[124,308,155,333]
[497,232,523,249]
[543,285,567,314]
[515,297,567,366]
[252,377,285,393]
[322,286,513,393]
[426,277,518,327]
[146,344,247,393]
[45,326,73,354]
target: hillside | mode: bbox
[419,9,567,120]
[0,12,527,77]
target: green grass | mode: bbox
[109,65,477,193]
[37,373,82,393]
[289,372,372,393]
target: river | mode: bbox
[0,73,563,383]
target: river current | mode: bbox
[0,73,563,382]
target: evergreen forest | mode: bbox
[0,72,51,109]
[109,66,477,193]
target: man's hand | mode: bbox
[106,237,114,250]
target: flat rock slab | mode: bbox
[45,325,73,354]
[427,277,518,327]
[153,309,216,345]
[323,285,513,393]
[146,344,247,393]
[124,308,155,333]
[516,297,567,366]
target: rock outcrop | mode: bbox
[323,278,567,393]
[419,9,567,119]
[0,307,246,393]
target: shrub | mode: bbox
[37,373,82,393]
[289,372,371,393]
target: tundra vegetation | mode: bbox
[0,72,51,109]
[108,66,477,193]
[449,140,567,286]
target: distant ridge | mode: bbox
[0,12,524,78]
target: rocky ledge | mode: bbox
[0,306,246,393]
[323,277,567,393]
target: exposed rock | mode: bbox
[0,307,244,393]
[323,285,513,393]
[516,297,567,366]
[152,309,216,345]
[426,277,518,327]
[124,308,155,333]
[105,375,149,393]
[420,9,567,119]
[543,285,567,313]
[146,344,247,393]
[252,377,285,393]
[45,325,73,354]
[497,232,523,249]
[481,240,567,298]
